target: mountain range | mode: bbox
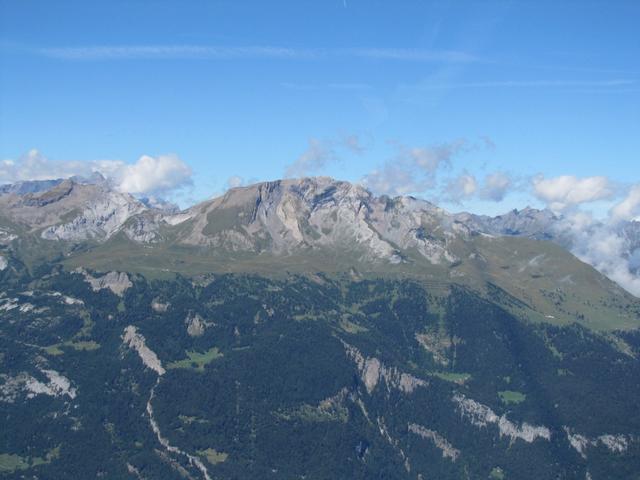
[1,176,639,329]
[1,176,639,479]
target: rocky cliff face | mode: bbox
[176,178,461,265]
[0,178,149,241]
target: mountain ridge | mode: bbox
[1,176,639,330]
[1,177,640,479]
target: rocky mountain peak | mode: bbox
[178,177,456,265]
[0,178,149,241]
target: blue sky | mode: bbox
[1,0,639,215]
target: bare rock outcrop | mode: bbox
[185,312,207,337]
[564,427,631,458]
[408,423,460,461]
[1,369,77,403]
[453,394,551,444]
[343,342,428,394]
[122,326,165,375]
[151,298,170,313]
[81,270,132,296]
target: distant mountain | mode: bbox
[0,178,148,241]
[0,178,64,195]
[455,206,560,240]
[0,172,106,195]
[139,196,180,214]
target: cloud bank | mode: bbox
[480,172,512,201]
[116,154,192,194]
[555,210,640,297]
[285,134,366,178]
[611,184,640,221]
[525,177,640,296]
[362,139,471,196]
[444,173,477,202]
[0,150,192,195]
[361,139,507,200]
[443,171,514,204]
[533,175,614,211]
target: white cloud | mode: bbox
[533,175,614,211]
[406,140,468,172]
[342,48,478,63]
[528,178,640,295]
[405,79,635,90]
[556,212,640,297]
[340,134,366,154]
[480,172,512,201]
[611,184,640,221]
[35,45,478,63]
[39,45,304,61]
[285,139,336,178]
[361,163,433,196]
[115,154,192,194]
[441,171,513,204]
[226,175,245,189]
[0,150,192,195]
[444,173,477,203]
[0,149,122,183]
[284,133,367,178]
[361,139,478,196]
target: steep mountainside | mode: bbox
[0,178,148,241]
[1,176,639,478]
[2,177,635,330]
[1,269,639,479]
